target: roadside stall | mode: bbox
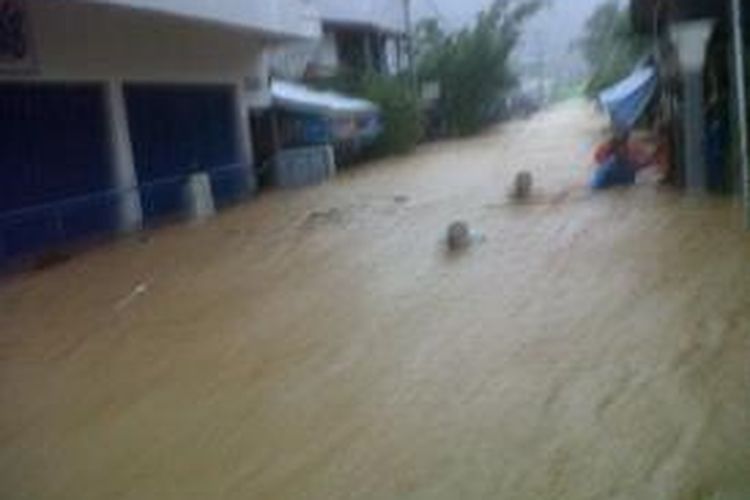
[256,80,381,188]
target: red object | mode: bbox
[594,141,616,164]
[593,137,660,172]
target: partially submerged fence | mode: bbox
[0,164,254,264]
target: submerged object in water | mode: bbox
[446,221,472,251]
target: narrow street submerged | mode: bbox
[1,101,749,499]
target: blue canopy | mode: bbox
[598,66,657,132]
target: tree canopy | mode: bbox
[417,0,546,136]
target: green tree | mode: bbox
[309,72,422,157]
[417,0,546,136]
[360,74,423,156]
[578,0,649,96]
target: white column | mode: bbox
[670,20,715,193]
[731,0,750,228]
[184,172,215,221]
[234,82,258,194]
[105,80,142,232]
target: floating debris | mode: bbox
[446,221,473,251]
[303,208,344,228]
[115,282,150,311]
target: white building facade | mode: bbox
[271,0,408,80]
[0,0,320,260]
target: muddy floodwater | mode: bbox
[1,102,749,499]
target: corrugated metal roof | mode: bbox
[271,80,378,116]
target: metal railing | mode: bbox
[0,163,255,264]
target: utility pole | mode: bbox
[731,0,750,228]
[404,0,417,93]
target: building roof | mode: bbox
[271,80,378,116]
[78,0,322,39]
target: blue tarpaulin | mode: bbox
[598,66,657,132]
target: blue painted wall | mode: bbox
[0,83,116,258]
[125,84,245,219]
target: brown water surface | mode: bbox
[1,102,749,499]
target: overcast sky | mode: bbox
[413,0,611,79]
[413,0,608,34]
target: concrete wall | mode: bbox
[271,32,339,80]
[15,1,263,83]
[1,0,275,234]
[670,20,715,192]
[270,0,407,80]
[312,0,406,33]
[271,27,404,80]
[82,0,322,39]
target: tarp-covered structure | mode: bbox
[271,80,381,143]
[271,80,378,117]
[260,80,381,189]
[598,66,658,133]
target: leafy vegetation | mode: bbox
[577,0,649,96]
[359,74,423,156]
[310,71,422,157]
[416,0,546,136]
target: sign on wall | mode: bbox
[0,0,35,73]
